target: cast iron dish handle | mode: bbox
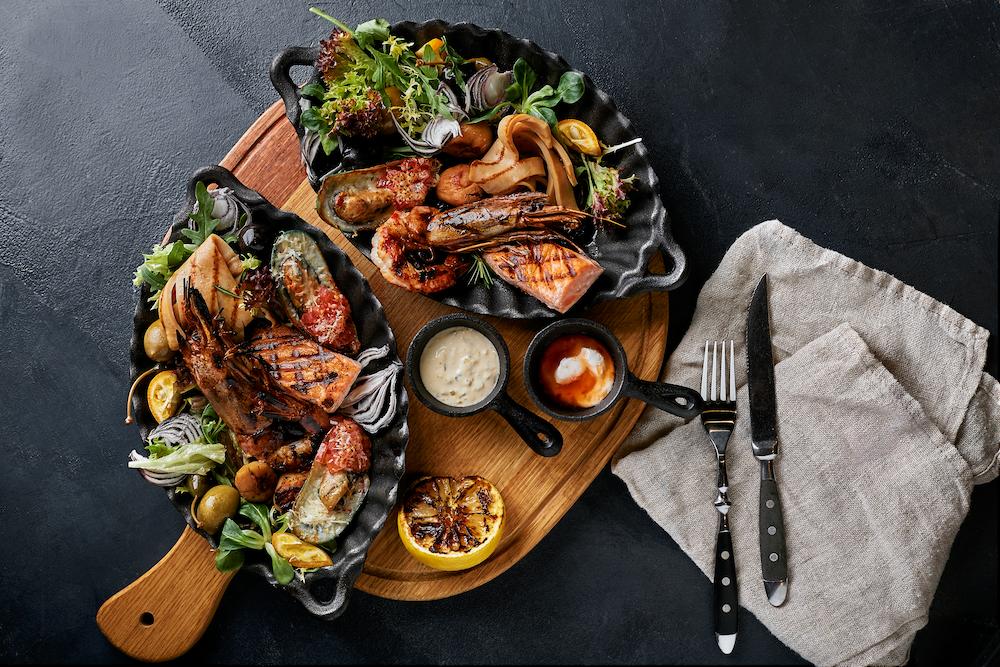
[492,392,563,457]
[185,164,267,210]
[621,372,702,418]
[620,233,688,296]
[270,46,321,135]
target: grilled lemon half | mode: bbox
[397,476,505,571]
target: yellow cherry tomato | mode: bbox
[271,532,334,569]
[419,38,446,65]
[556,119,602,157]
[146,370,182,423]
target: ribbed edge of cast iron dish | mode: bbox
[128,165,408,619]
[270,21,687,319]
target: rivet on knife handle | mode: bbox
[758,461,788,606]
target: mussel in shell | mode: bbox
[288,465,370,544]
[271,230,360,354]
[316,158,440,233]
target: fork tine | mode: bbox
[711,341,718,401]
[720,341,727,402]
[701,341,709,400]
[729,340,736,400]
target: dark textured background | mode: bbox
[1,0,997,664]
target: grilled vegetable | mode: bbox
[271,231,360,355]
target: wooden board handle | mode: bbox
[96,526,235,662]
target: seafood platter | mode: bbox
[109,10,698,640]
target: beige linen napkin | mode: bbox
[613,220,999,666]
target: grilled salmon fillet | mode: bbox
[484,242,603,313]
[233,325,362,413]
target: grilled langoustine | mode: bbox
[179,285,330,459]
[232,325,362,413]
[288,416,372,544]
[484,242,604,313]
[424,192,588,250]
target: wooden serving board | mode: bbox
[220,101,669,600]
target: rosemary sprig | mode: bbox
[465,254,493,288]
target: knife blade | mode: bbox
[745,274,789,607]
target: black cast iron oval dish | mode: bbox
[270,21,688,319]
[128,165,408,619]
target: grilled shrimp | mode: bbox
[371,207,469,294]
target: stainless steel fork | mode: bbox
[701,340,738,655]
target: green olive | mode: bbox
[235,461,278,503]
[143,319,173,362]
[195,485,240,535]
[186,474,211,500]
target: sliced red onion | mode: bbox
[129,450,186,487]
[390,113,462,156]
[466,65,512,113]
[149,413,203,446]
[341,347,401,434]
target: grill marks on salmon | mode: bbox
[233,326,362,413]
[484,242,604,313]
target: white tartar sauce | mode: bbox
[420,327,501,407]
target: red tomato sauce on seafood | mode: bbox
[376,157,439,210]
[299,285,356,352]
[316,417,371,474]
[538,334,615,409]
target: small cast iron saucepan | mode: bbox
[407,314,563,457]
[523,318,704,420]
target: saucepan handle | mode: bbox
[269,46,321,135]
[185,165,266,210]
[492,392,563,457]
[621,371,703,418]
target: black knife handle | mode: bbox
[759,463,788,586]
[714,525,739,639]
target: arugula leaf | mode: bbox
[180,182,222,251]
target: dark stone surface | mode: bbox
[0,0,996,663]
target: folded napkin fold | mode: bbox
[613,220,999,666]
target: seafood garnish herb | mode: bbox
[465,254,494,288]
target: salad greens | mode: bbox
[128,442,225,476]
[505,58,585,127]
[576,156,636,223]
[132,181,239,304]
[303,8,467,153]
[216,501,295,585]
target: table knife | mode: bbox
[745,274,789,607]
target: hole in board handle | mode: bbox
[140,612,155,626]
